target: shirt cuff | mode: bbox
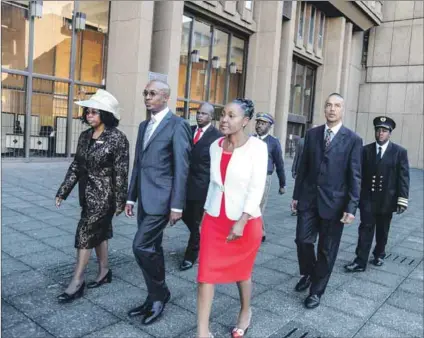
[126,201,135,205]
[171,208,183,213]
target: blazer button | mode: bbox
[372,188,375,191]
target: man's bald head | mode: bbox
[143,80,171,113]
[196,102,215,128]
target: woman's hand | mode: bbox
[226,219,247,242]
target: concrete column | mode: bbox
[106,1,154,166]
[150,1,185,111]
[340,22,353,98]
[274,2,298,151]
[244,1,283,134]
[314,17,346,122]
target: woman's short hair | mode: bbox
[81,107,119,128]
[232,98,255,120]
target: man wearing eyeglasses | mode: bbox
[125,80,192,325]
[180,103,222,272]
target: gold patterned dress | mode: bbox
[56,127,129,249]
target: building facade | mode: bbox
[1,1,423,168]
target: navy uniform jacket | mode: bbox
[359,142,410,223]
[255,134,286,188]
[186,125,222,202]
[293,125,362,220]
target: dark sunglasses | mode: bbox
[142,90,159,97]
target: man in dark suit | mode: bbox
[254,113,286,242]
[345,116,409,272]
[291,93,362,309]
[125,80,192,325]
[180,103,221,271]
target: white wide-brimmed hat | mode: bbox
[75,89,121,120]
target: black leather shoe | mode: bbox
[295,276,311,292]
[180,260,194,271]
[57,282,85,303]
[344,262,365,273]
[372,257,384,266]
[87,269,112,288]
[128,300,152,317]
[304,294,320,309]
[141,291,171,325]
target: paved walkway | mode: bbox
[1,160,423,337]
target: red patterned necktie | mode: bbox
[193,128,203,144]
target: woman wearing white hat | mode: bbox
[55,89,129,303]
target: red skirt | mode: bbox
[197,212,263,284]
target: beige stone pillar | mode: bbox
[314,17,346,122]
[274,2,298,152]
[150,1,185,112]
[244,1,283,134]
[340,22,353,98]
[106,1,154,162]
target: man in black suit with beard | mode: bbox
[180,103,222,271]
[345,116,409,272]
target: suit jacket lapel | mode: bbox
[317,125,325,153]
[195,126,213,148]
[380,142,393,165]
[325,125,347,153]
[143,111,172,151]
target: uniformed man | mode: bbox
[345,116,410,272]
[254,113,286,242]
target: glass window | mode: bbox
[209,29,229,105]
[318,12,325,49]
[190,20,211,102]
[1,1,29,71]
[245,1,252,10]
[228,36,245,101]
[309,6,316,45]
[289,58,316,120]
[178,15,192,100]
[292,63,304,115]
[298,2,305,39]
[33,1,74,76]
[75,1,109,84]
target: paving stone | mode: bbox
[338,278,393,301]
[18,249,73,269]
[172,291,238,319]
[389,246,424,259]
[181,320,229,338]
[112,261,147,289]
[386,289,423,314]
[83,321,152,338]
[268,320,326,338]
[2,239,55,258]
[36,300,120,338]
[254,251,279,266]
[2,215,33,226]
[354,322,408,338]
[321,289,381,318]
[251,289,304,320]
[108,234,134,251]
[398,277,424,295]
[294,304,364,337]
[1,254,32,276]
[258,242,292,257]
[2,269,55,299]
[7,220,51,232]
[114,225,137,237]
[367,259,417,277]
[8,283,85,319]
[1,318,54,338]
[130,303,196,338]
[251,266,292,286]
[1,301,28,329]
[352,268,405,287]
[214,305,290,338]
[22,226,73,240]
[369,304,423,337]
[89,282,148,319]
[409,262,423,281]
[262,257,300,276]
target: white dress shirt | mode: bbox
[376,140,390,158]
[194,122,211,142]
[324,122,342,141]
[258,133,270,140]
[127,107,182,213]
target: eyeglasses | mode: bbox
[142,90,159,97]
[86,109,100,116]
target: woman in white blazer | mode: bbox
[196,99,268,338]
